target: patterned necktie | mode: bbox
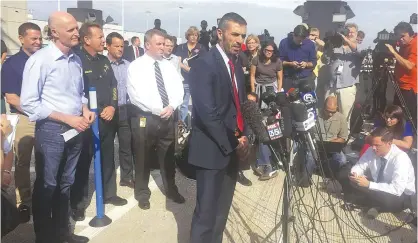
[376,157,387,183]
[227,59,244,133]
[154,61,169,107]
[135,46,139,58]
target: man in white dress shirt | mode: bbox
[127,29,184,210]
[337,126,415,218]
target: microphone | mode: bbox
[290,102,316,132]
[241,100,270,143]
[279,105,293,138]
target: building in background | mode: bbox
[1,1,28,55]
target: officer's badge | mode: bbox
[112,88,117,100]
[104,64,109,74]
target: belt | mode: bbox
[128,105,155,118]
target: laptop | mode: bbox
[316,141,345,154]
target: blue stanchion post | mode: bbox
[88,87,112,227]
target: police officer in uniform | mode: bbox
[71,22,127,221]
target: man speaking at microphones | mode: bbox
[188,12,249,243]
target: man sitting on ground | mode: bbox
[299,96,348,186]
[337,127,415,219]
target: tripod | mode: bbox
[345,60,417,148]
[261,131,323,243]
[260,138,293,243]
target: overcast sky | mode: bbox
[27,0,417,47]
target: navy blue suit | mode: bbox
[188,46,246,243]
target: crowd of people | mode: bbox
[0,9,417,243]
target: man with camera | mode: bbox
[323,23,362,132]
[385,22,417,129]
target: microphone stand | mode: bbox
[261,137,294,243]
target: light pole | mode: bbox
[146,11,151,30]
[121,0,125,36]
[57,0,60,11]
[178,6,183,40]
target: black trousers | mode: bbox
[190,159,238,243]
[116,105,134,182]
[70,118,117,211]
[130,111,177,202]
[337,164,408,212]
[394,88,417,130]
[283,74,316,92]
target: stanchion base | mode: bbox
[89,215,112,227]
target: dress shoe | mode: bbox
[138,200,150,210]
[167,191,185,204]
[18,204,31,223]
[104,196,128,206]
[71,209,86,221]
[60,234,89,243]
[237,171,252,186]
[120,179,135,189]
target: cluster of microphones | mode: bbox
[241,81,318,145]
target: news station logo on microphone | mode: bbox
[301,92,316,105]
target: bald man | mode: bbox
[298,96,348,187]
[20,11,92,243]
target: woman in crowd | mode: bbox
[175,26,206,126]
[250,41,283,107]
[239,34,260,93]
[360,105,413,156]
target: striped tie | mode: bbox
[154,61,170,107]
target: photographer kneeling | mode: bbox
[337,127,415,219]
[323,23,363,133]
[385,22,417,129]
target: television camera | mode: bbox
[323,26,350,49]
[372,29,398,65]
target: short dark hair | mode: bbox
[144,29,165,44]
[18,22,41,37]
[357,30,365,39]
[106,32,124,46]
[131,36,139,44]
[293,24,309,38]
[79,22,102,44]
[394,22,414,36]
[370,126,394,143]
[218,12,247,31]
[164,35,175,43]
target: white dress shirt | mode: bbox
[216,44,237,90]
[133,46,140,59]
[351,144,416,196]
[127,53,184,115]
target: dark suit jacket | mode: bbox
[122,45,144,62]
[188,47,247,170]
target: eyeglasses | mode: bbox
[264,49,274,53]
[384,116,397,120]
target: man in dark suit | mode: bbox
[122,36,144,62]
[188,12,249,243]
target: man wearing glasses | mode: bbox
[299,96,348,187]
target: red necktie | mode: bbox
[227,59,244,133]
[135,46,139,58]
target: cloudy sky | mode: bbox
[27,0,417,47]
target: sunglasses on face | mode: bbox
[384,116,397,120]
[264,49,274,53]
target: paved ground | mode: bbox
[2,136,417,243]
